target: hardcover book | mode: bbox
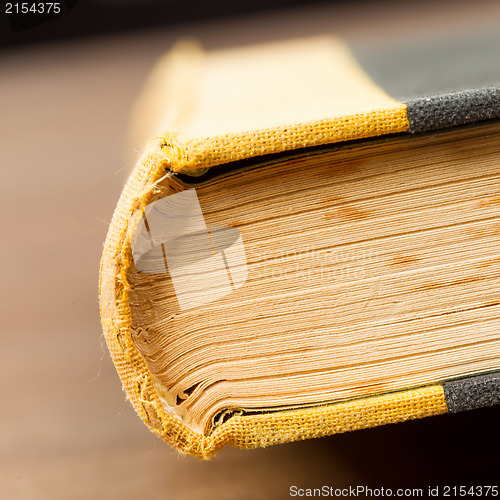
[99,32,500,458]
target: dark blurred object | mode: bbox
[0,0,334,49]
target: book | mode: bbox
[99,34,500,458]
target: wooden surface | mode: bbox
[1,2,499,499]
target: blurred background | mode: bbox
[1,1,499,498]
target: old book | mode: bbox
[99,33,500,458]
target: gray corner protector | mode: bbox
[404,87,500,134]
[442,371,500,413]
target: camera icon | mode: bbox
[131,189,247,311]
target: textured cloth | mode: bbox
[353,30,500,133]
[129,37,409,174]
[404,88,500,133]
[443,372,500,413]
